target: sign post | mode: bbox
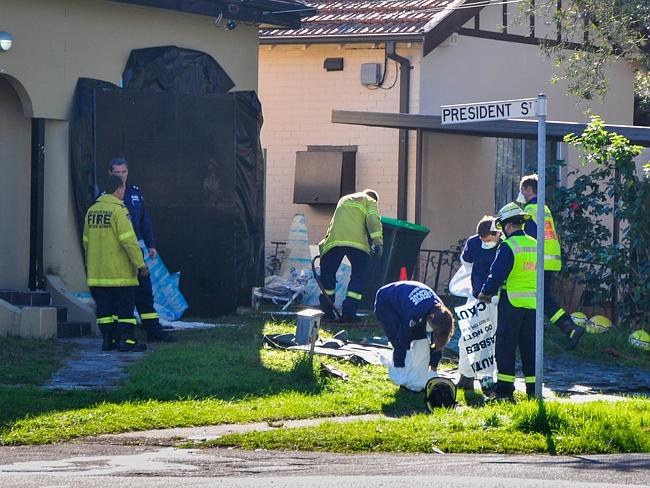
[441,94,548,399]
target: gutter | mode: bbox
[385,41,411,221]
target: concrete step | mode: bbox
[0,289,52,306]
[57,321,92,339]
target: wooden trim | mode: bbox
[457,27,582,51]
[260,34,424,45]
[529,0,536,38]
[556,0,562,43]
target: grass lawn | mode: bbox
[0,313,648,453]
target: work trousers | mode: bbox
[494,292,536,397]
[544,271,570,326]
[91,286,136,337]
[319,246,369,320]
[135,272,162,334]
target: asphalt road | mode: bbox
[0,443,649,487]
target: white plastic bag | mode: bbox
[449,261,474,298]
[380,338,438,392]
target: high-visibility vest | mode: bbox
[503,234,537,309]
[524,203,562,271]
[83,194,145,287]
[319,192,383,256]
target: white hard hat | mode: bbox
[494,202,529,230]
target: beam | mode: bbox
[331,110,650,146]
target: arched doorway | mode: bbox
[0,75,31,289]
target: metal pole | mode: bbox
[535,94,547,399]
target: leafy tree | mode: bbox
[521,0,650,103]
[551,116,649,328]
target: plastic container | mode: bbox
[361,217,430,308]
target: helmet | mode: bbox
[629,330,650,351]
[586,315,612,334]
[494,202,530,230]
[425,377,457,411]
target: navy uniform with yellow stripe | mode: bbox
[523,196,583,349]
[83,187,146,352]
[123,184,170,341]
[318,189,383,321]
[479,203,537,400]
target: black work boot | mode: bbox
[147,328,176,343]
[556,315,585,350]
[118,325,147,352]
[100,324,117,351]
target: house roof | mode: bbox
[111,0,316,29]
[260,0,464,43]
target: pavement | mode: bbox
[0,443,649,487]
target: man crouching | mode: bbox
[374,281,455,391]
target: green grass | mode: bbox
[205,398,650,454]
[0,313,648,453]
[0,336,72,385]
[0,316,423,444]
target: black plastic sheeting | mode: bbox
[122,46,235,95]
[70,50,264,316]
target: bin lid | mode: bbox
[381,216,430,234]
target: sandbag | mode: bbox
[454,298,498,378]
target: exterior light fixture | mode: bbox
[0,31,13,52]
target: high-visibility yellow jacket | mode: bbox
[83,194,145,287]
[524,201,562,271]
[503,234,537,309]
[319,191,383,256]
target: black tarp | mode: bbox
[70,48,264,316]
[122,46,235,95]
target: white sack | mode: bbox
[380,338,438,392]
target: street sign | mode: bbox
[441,98,539,125]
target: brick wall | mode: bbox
[259,43,421,253]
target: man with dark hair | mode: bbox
[318,189,383,322]
[518,174,584,350]
[456,215,501,390]
[109,158,174,342]
[83,175,148,352]
[478,203,537,401]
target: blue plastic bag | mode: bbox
[140,241,188,321]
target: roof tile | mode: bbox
[260,0,459,39]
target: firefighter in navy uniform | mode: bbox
[318,189,383,322]
[83,175,148,352]
[518,174,584,350]
[478,203,538,401]
[109,158,174,342]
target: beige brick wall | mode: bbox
[259,43,421,252]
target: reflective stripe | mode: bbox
[497,373,516,383]
[125,339,136,344]
[321,240,371,256]
[525,376,536,383]
[367,209,379,216]
[97,316,114,324]
[140,312,159,320]
[508,292,536,298]
[550,308,565,324]
[545,254,561,261]
[369,231,382,239]
[119,230,135,241]
[117,318,137,325]
[112,315,118,320]
[87,278,139,286]
[324,289,335,296]
[346,291,363,300]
